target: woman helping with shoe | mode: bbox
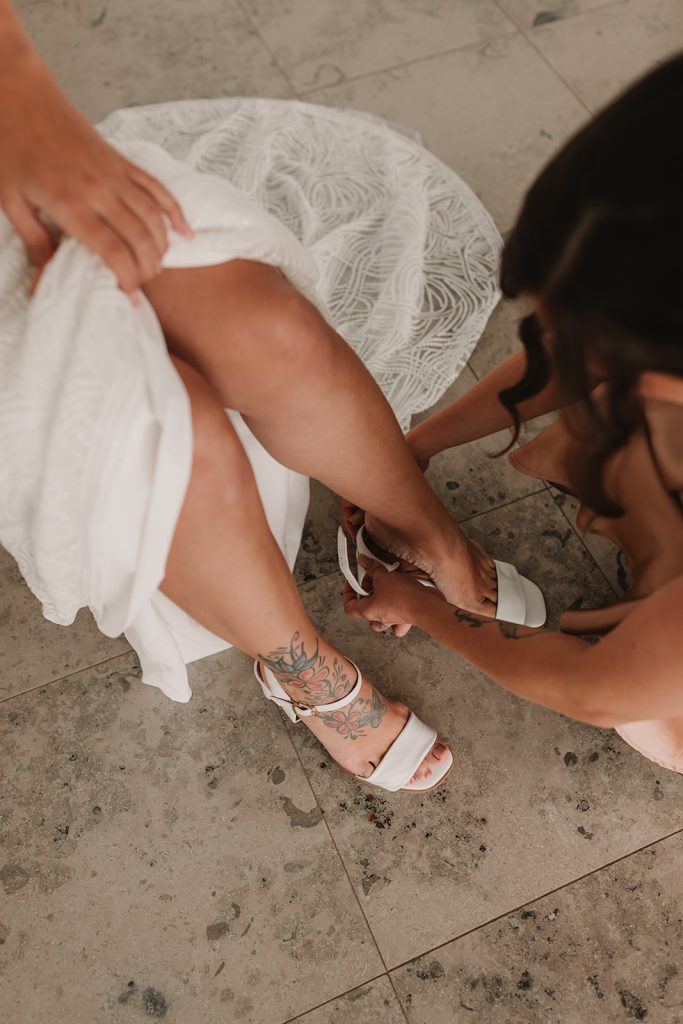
[344,56,683,775]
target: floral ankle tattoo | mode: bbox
[259,632,386,740]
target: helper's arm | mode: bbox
[406,348,604,464]
[345,567,683,728]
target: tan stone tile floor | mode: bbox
[1,2,682,1022]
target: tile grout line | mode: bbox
[490,0,599,116]
[455,484,548,524]
[280,970,393,1019]
[279,973,393,1024]
[277,823,683,1024]
[466,357,482,383]
[492,0,627,32]
[385,825,683,977]
[287,0,627,103]
[551,492,621,598]
[233,0,300,98]
[278,722,400,1016]
[295,566,340,590]
[294,28,520,99]
[387,971,413,1024]
[0,649,133,706]
[515,478,621,599]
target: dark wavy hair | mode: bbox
[498,53,683,515]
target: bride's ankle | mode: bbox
[364,512,460,576]
[258,635,358,709]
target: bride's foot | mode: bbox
[362,511,498,617]
[256,633,450,787]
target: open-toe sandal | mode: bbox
[254,659,453,793]
[338,524,546,628]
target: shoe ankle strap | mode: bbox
[264,660,363,718]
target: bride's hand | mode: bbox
[0,46,192,296]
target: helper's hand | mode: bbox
[0,48,192,296]
[343,560,445,636]
[340,498,364,540]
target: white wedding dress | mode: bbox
[0,99,501,702]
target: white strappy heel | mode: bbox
[338,525,546,628]
[254,660,453,793]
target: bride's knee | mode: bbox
[213,262,337,374]
[150,262,339,383]
[255,288,338,376]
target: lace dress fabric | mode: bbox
[0,99,501,701]
[99,99,502,429]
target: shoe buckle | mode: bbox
[293,700,316,717]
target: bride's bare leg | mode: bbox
[162,355,448,782]
[144,261,496,614]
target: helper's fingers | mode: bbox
[343,582,383,624]
[343,581,367,616]
[357,556,384,583]
[340,500,364,538]
[3,193,56,268]
[343,579,404,637]
[126,162,193,238]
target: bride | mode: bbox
[0,0,546,794]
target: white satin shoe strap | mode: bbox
[494,560,527,623]
[341,529,544,626]
[338,527,369,596]
[256,659,363,718]
[494,560,547,627]
[338,526,436,597]
[355,525,401,570]
[361,712,437,792]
